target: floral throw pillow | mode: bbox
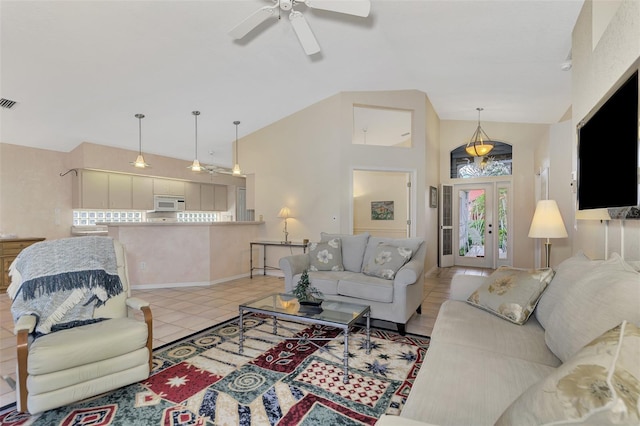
[362,243,413,280]
[467,266,554,325]
[496,321,640,425]
[308,238,344,272]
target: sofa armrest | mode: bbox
[279,254,310,292]
[375,414,440,426]
[395,242,426,286]
[14,314,36,335]
[450,274,487,301]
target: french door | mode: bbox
[440,182,512,269]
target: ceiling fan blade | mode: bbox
[302,0,371,17]
[229,5,278,39]
[289,11,320,55]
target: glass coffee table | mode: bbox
[239,293,371,383]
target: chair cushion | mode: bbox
[496,321,640,425]
[308,238,344,272]
[321,232,370,273]
[27,348,149,394]
[28,317,148,375]
[338,273,394,303]
[467,266,554,325]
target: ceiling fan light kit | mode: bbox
[229,0,371,56]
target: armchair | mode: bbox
[8,237,152,414]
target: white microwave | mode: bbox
[153,195,185,212]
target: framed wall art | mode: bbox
[371,201,394,220]
[429,186,438,208]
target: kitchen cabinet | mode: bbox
[108,174,132,209]
[153,178,184,196]
[197,184,227,211]
[132,176,154,210]
[200,184,215,211]
[74,169,109,209]
[185,182,201,211]
[1,238,45,292]
[214,184,228,211]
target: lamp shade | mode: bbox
[277,207,291,219]
[528,200,568,239]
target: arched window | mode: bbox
[450,141,513,178]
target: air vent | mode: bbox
[0,98,17,109]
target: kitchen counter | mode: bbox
[106,222,264,288]
[102,221,263,226]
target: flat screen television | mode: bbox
[577,69,639,210]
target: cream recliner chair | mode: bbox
[9,237,152,414]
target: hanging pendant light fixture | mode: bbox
[232,120,242,176]
[465,107,494,157]
[188,111,204,172]
[130,113,150,168]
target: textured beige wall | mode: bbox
[571,0,640,260]
[238,90,434,271]
[0,143,73,240]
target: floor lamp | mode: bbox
[528,200,568,268]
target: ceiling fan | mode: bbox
[229,0,371,55]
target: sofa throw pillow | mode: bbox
[362,243,413,280]
[496,321,640,426]
[308,238,344,272]
[320,232,370,272]
[544,253,640,362]
[535,251,603,330]
[467,266,554,325]
[362,237,423,271]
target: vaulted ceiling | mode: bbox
[0,0,584,167]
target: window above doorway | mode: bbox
[450,141,513,178]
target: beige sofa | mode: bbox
[279,232,426,335]
[377,252,640,425]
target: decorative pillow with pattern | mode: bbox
[362,243,413,280]
[308,238,344,272]
[467,266,554,325]
[496,321,640,426]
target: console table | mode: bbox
[250,240,307,278]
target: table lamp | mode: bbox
[528,200,568,268]
[278,207,291,244]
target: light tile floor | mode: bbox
[0,266,491,408]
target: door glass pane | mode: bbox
[498,187,508,260]
[458,189,485,258]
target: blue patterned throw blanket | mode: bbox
[8,236,123,337]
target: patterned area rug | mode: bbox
[0,313,429,425]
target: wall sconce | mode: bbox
[528,200,568,268]
[278,207,292,244]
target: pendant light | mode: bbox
[465,107,494,157]
[130,113,150,168]
[232,120,242,176]
[188,111,204,172]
